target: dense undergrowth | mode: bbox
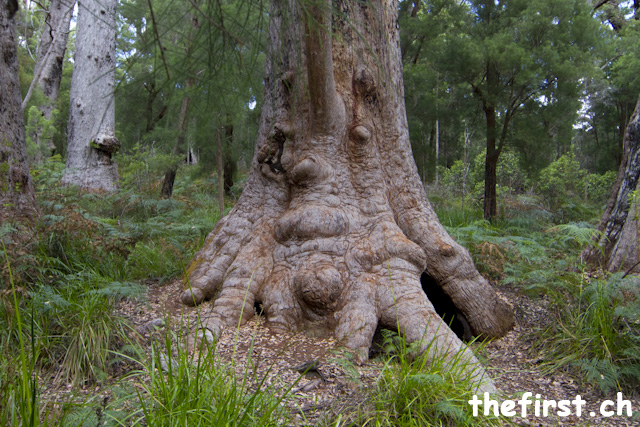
[1,154,639,425]
[432,188,640,396]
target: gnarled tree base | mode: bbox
[181,0,512,392]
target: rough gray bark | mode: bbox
[583,96,640,273]
[62,0,120,191]
[181,0,513,390]
[1,0,38,222]
[23,0,75,162]
[22,0,75,111]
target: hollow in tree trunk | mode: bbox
[583,95,640,273]
[1,0,38,223]
[181,0,513,389]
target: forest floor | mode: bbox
[38,279,637,426]
[11,166,636,425]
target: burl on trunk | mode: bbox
[181,0,513,387]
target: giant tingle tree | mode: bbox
[181,0,513,387]
[62,0,120,191]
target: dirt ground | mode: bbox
[44,280,640,426]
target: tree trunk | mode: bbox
[24,0,75,109]
[483,62,499,222]
[223,155,235,196]
[435,119,440,185]
[223,123,235,196]
[483,111,499,221]
[216,130,224,216]
[22,0,75,162]
[160,4,200,199]
[160,92,190,199]
[181,0,512,389]
[434,72,439,186]
[62,0,120,191]
[1,0,38,223]
[583,95,640,272]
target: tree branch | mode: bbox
[592,0,615,11]
[146,0,171,81]
[186,0,244,47]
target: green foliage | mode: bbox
[25,106,59,164]
[349,330,503,427]
[538,149,586,208]
[438,149,530,204]
[536,275,640,394]
[533,148,613,221]
[548,222,602,251]
[117,143,183,194]
[403,0,605,220]
[0,151,221,422]
[112,322,295,426]
[125,240,184,281]
[0,245,41,426]
[434,192,640,395]
[30,275,141,385]
[115,0,266,178]
[438,160,470,196]
[430,195,484,228]
[586,170,617,205]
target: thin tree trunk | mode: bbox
[180,0,512,392]
[462,123,471,206]
[1,0,38,222]
[161,92,190,198]
[62,0,120,191]
[159,2,200,198]
[482,59,500,221]
[483,107,498,220]
[223,123,235,196]
[434,72,439,186]
[144,80,167,133]
[429,123,435,181]
[421,132,426,184]
[216,130,224,215]
[435,119,439,185]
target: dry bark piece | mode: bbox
[136,318,166,335]
[181,0,513,392]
